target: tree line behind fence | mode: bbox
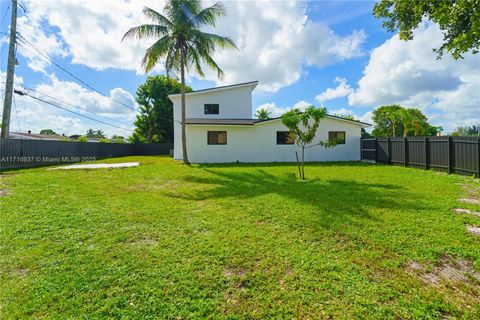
[361,136,480,177]
[0,139,173,170]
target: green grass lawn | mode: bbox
[1,156,479,319]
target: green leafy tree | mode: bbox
[76,136,88,142]
[334,114,356,121]
[451,125,479,136]
[372,105,403,137]
[123,0,237,164]
[85,129,106,139]
[281,106,338,180]
[130,75,191,143]
[373,105,438,137]
[112,135,126,143]
[399,108,429,137]
[255,108,271,120]
[373,0,480,59]
[361,128,372,138]
[40,129,56,135]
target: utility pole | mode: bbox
[1,0,17,139]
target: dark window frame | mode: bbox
[207,131,227,145]
[276,131,295,145]
[328,131,346,144]
[204,104,219,115]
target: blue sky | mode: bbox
[1,0,479,137]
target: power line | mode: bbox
[0,3,11,27]
[15,33,138,112]
[15,89,134,132]
[21,84,132,127]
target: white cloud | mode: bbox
[255,100,313,118]
[328,107,355,117]
[347,23,480,132]
[20,0,366,91]
[16,15,68,74]
[203,1,366,92]
[316,77,353,103]
[255,102,286,118]
[1,70,136,137]
[20,0,163,74]
[293,100,312,111]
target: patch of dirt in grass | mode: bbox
[0,175,11,197]
[129,237,158,245]
[453,208,480,217]
[9,267,28,277]
[223,267,248,308]
[125,179,175,192]
[224,267,247,277]
[456,183,480,195]
[407,255,480,286]
[466,225,480,236]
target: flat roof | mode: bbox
[169,81,258,98]
[185,118,257,125]
[185,115,371,127]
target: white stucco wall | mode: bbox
[183,117,363,163]
[171,84,256,159]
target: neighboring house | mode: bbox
[169,81,370,163]
[9,131,67,141]
[69,135,105,143]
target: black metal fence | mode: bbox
[0,139,173,170]
[361,136,480,177]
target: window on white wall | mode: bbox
[328,131,346,144]
[207,131,227,145]
[204,104,219,114]
[276,131,294,145]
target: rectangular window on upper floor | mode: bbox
[204,104,219,114]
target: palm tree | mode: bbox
[123,0,237,164]
[255,108,271,120]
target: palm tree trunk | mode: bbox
[180,51,189,164]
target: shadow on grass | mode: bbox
[162,167,433,231]
[195,161,374,169]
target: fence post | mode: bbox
[477,138,480,178]
[387,138,391,164]
[404,137,407,167]
[447,136,452,174]
[360,139,363,161]
[374,138,378,163]
[424,137,428,170]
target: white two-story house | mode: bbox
[168,81,370,163]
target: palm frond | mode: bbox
[165,0,202,26]
[141,35,173,72]
[198,48,224,79]
[193,2,226,27]
[122,24,168,41]
[142,7,173,28]
[186,45,205,77]
[191,30,238,50]
[165,45,181,75]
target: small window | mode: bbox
[329,131,346,144]
[276,131,294,145]
[204,104,219,114]
[208,131,227,145]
